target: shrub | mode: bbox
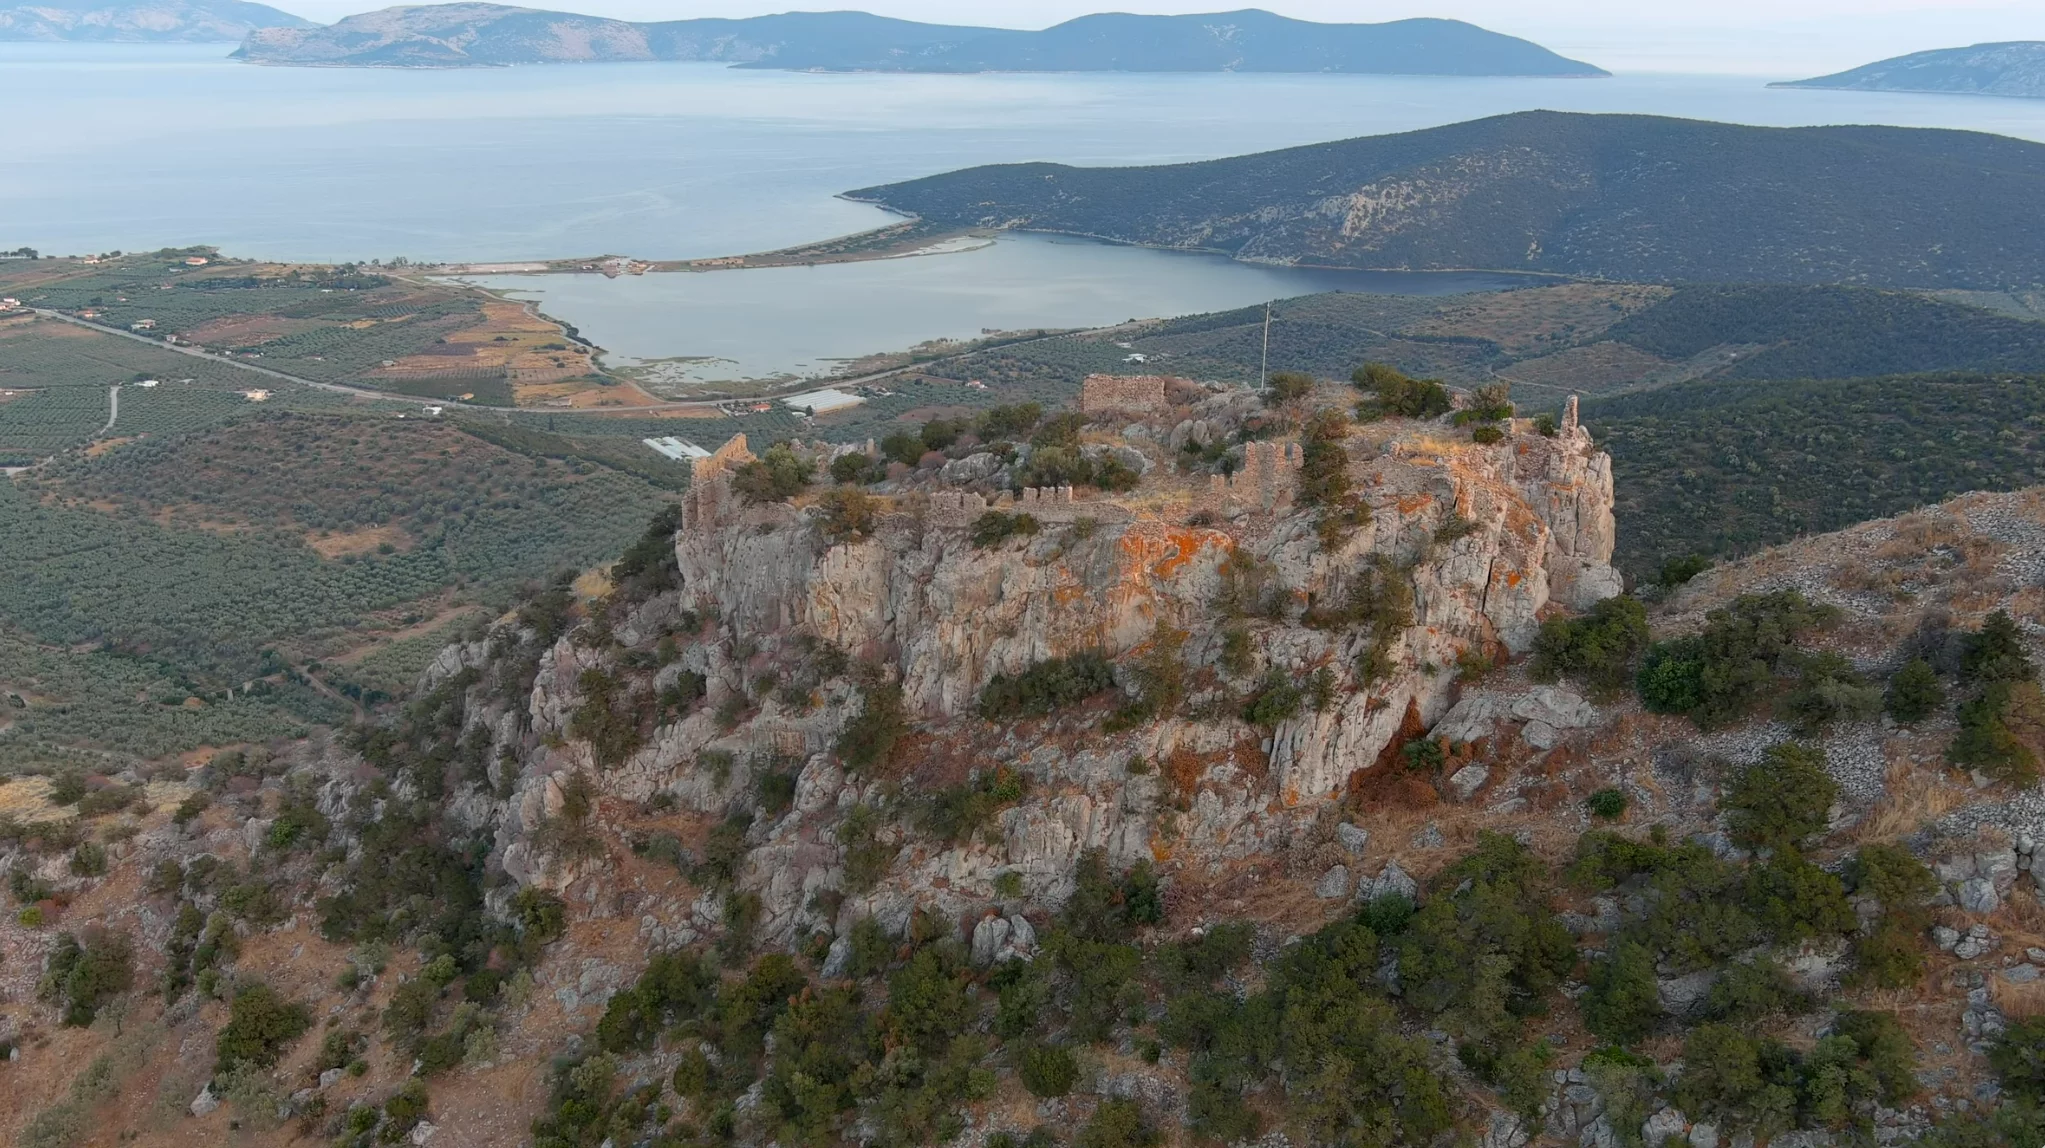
[1659,554,1711,586]
[1354,362,1452,419]
[1398,834,1577,1045]
[971,510,1041,548]
[1454,381,1515,425]
[40,929,135,1026]
[1017,1043,1079,1097]
[1531,595,1650,695]
[1723,742,1839,852]
[814,487,880,543]
[1265,370,1315,404]
[915,766,1027,844]
[1583,941,1663,1044]
[1078,1099,1158,1148]
[1703,957,1814,1023]
[1886,658,1945,723]
[1950,678,2043,785]
[1297,408,1366,546]
[1638,591,1841,727]
[829,451,883,485]
[1993,1016,2045,1106]
[1239,669,1306,728]
[836,670,908,772]
[215,981,312,1072]
[1534,411,1559,437]
[1586,788,1627,820]
[976,403,1042,441]
[838,804,898,893]
[978,653,1116,720]
[731,444,812,503]
[1471,424,1505,444]
[1781,651,1883,733]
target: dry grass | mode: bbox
[1854,758,1969,843]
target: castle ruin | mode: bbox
[1079,374,1174,415]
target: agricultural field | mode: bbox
[914,281,2045,413]
[0,248,657,409]
[0,408,675,764]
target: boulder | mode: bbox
[1432,691,1515,745]
[1314,865,1351,899]
[1448,764,1491,801]
[191,1086,220,1117]
[1642,1107,1688,1147]
[940,452,1002,486]
[1335,822,1370,854]
[1366,860,1418,903]
[1958,877,2000,915]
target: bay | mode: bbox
[9,44,2045,264]
[12,43,2045,381]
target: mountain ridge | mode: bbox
[0,0,310,41]
[1776,40,2045,100]
[232,3,1605,74]
[846,111,2045,290]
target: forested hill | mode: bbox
[1777,41,2045,100]
[233,4,1600,73]
[848,111,2045,290]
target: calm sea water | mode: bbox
[10,43,2045,377]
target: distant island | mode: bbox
[846,110,2045,290]
[1774,41,2045,100]
[0,0,309,41]
[233,4,1607,75]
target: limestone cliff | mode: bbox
[487,398,1620,945]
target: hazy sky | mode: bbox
[281,2,2041,75]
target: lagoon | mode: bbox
[464,235,1532,383]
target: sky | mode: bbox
[276,1,2041,76]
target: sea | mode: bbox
[10,42,2045,379]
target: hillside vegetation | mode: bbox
[850,111,2045,289]
[1778,40,2045,100]
[1592,372,2045,576]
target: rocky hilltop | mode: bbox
[3,372,2044,1148]
[1778,41,2045,101]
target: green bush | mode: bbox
[39,929,135,1026]
[971,510,1042,548]
[915,766,1027,844]
[1017,1043,1079,1097]
[1659,554,1711,586]
[1781,651,1884,733]
[814,487,880,543]
[1531,595,1650,695]
[1265,370,1315,404]
[1454,382,1515,425]
[1239,669,1306,728]
[1585,788,1627,820]
[1078,1099,1158,1148]
[215,981,312,1072]
[1703,956,1814,1023]
[1637,591,1841,726]
[836,669,907,772]
[1471,424,1506,444]
[1398,834,1576,1045]
[1886,658,1945,724]
[1583,941,1663,1044]
[731,444,812,503]
[978,653,1116,719]
[1354,362,1451,420]
[1723,742,1839,852]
